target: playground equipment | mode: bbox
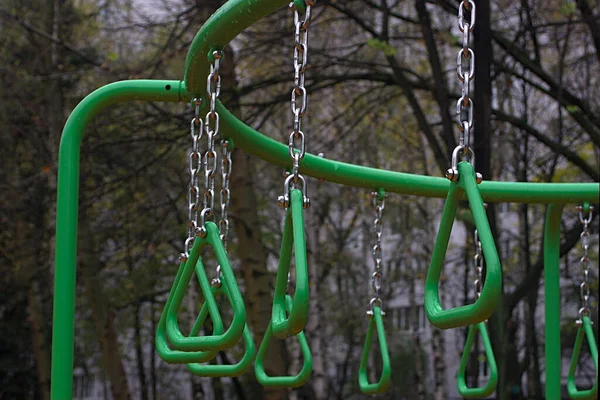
[50,0,598,399]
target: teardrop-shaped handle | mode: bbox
[255,294,312,387]
[567,316,598,399]
[155,261,222,364]
[187,283,255,377]
[456,322,498,398]
[271,189,309,339]
[425,162,502,329]
[358,306,391,394]
[165,222,246,351]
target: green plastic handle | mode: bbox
[425,162,502,329]
[255,294,313,388]
[567,316,598,399]
[456,322,498,398]
[271,189,309,339]
[155,261,222,364]
[166,222,246,350]
[187,285,256,377]
[358,306,392,394]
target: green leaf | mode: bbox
[366,38,396,56]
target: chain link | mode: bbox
[446,0,478,182]
[456,0,475,143]
[368,192,385,316]
[180,99,204,260]
[219,139,233,251]
[576,205,594,324]
[473,229,483,299]
[278,0,314,209]
[197,51,223,238]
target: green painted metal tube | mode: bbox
[215,102,599,203]
[52,80,181,400]
[182,0,598,203]
[544,203,565,400]
[184,0,289,96]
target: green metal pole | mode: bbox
[544,203,564,400]
[51,80,181,400]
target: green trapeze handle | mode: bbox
[255,294,313,388]
[155,261,223,364]
[271,189,309,339]
[166,222,246,351]
[425,162,502,329]
[358,306,392,394]
[567,316,598,399]
[456,322,498,398]
[187,284,255,377]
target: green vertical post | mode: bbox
[51,80,182,400]
[544,203,564,400]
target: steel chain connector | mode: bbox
[368,191,386,316]
[576,204,594,325]
[197,50,223,238]
[446,0,480,183]
[278,0,314,210]
[180,98,204,260]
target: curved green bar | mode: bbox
[255,295,313,388]
[272,189,309,339]
[187,284,255,377]
[456,322,498,398]
[567,316,598,399]
[358,307,392,395]
[215,102,599,203]
[52,80,182,399]
[184,0,289,96]
[183,0,598,202]
[155,261,222,364]
[425,162,502,329]
[166,222,246,350]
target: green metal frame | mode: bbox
[50,0,599,398]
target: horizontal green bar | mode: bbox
[216,102,599,204]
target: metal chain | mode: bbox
[576,205,594,324]
[180,99,203,260]
[447,0,478,182]
[368,192,385,316]
[198,50,223,238]
[219,139,233,251]
[473,229,483,299]
[277,0,314,209]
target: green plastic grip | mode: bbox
[456,322,498,398]
[358,306,391,394]
[166,222,246,350]
[255,294,313,388]
[425,162,502,329]
[567,316,598,399]
[187,284,255,377]
[271,189,309,339]
[155,261,222,364]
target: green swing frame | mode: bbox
[51,0,598,399]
